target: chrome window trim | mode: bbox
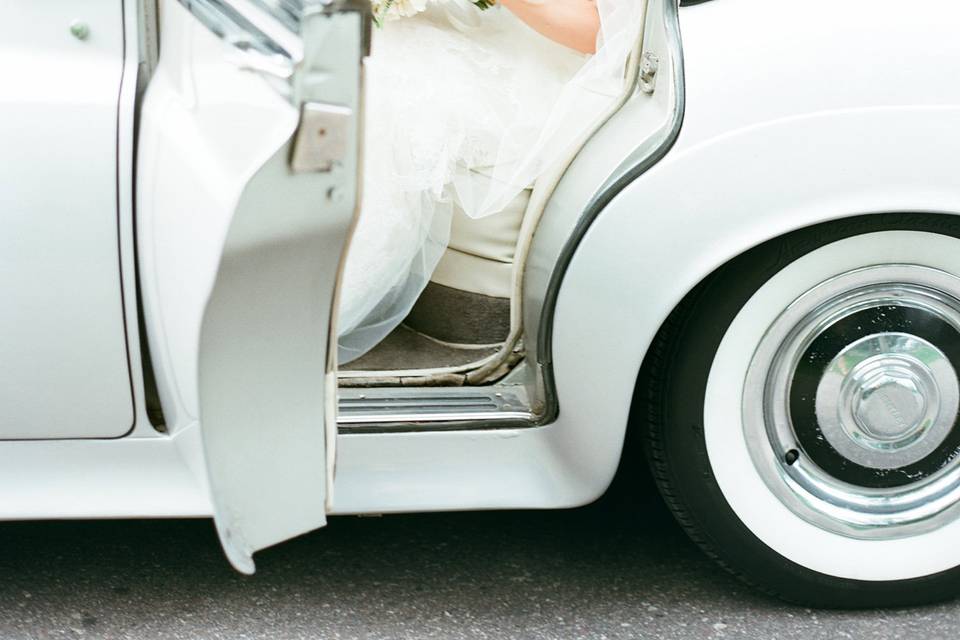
[175,0,310,77]
[175,0,371,83]
[251,0,306,33]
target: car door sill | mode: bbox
[337,385,537,433]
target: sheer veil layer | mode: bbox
[338,0,644,362]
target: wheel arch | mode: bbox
[627,210,960,418]
[546,107,960,502]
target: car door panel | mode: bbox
[138,0,364,572]
[0,0,133,439]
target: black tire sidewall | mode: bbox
[653,212,960,607]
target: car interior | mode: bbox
[335,56,650,400]
[339,184,529,386]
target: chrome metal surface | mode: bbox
[816,333,958,469]
[178,0,304,76]
[289,102,353,173]
[250,0,309,32]
[176,0,370,84]
[639,51,659,94]
[743,264,960,539]
[338,385,534,431]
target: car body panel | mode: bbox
[546,0,960,506]
[0,0,133,439]
[2,0,960,542]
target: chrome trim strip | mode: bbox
[536,0,686,370]
[337,418,536,434]
[177,0,370,63]
[341,411,534,426]
[251,0,304,32]
[337,386,535,432]
[176,0,305,74]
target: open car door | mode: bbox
[138,0,367,573]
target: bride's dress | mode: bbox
[338,0,643,362]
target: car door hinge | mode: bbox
[638,51,659,94]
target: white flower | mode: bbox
[371,0,430,24]
[393,0,430,17]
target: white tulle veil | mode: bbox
[337,0,645,363]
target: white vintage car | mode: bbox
[5,0,960,607]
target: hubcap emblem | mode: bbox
[852,363,926,442]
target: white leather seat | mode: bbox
[431,178,531,299]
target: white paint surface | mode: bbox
[0,1,133,438]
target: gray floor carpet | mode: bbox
[405,282,510,344]
[341,324,499,372]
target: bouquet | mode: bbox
[371,0,495,26]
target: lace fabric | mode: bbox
[337,0,644,363]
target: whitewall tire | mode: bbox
[644,214,960,606]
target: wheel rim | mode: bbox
[744,264,960,539]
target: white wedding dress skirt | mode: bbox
[337,0,644,363]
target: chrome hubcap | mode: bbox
[816,333,958,469]
[743,265,960,539]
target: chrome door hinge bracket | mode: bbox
[638,51,659,94]
[289,102,353,173]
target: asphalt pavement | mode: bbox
[1,468,958,639]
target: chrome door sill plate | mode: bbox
[337,385,535,433]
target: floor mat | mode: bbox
[341,324,500,372]
[404,282,510,344]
